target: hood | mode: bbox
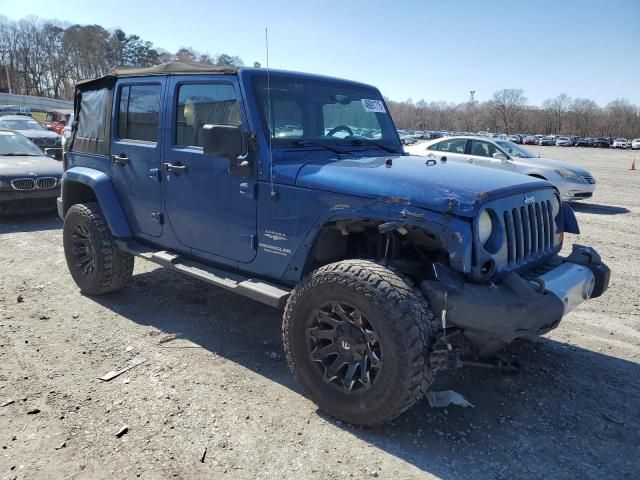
[0,155,63,178]
[296,155,551,217]
[18,130,60,139]
[514,157,592,176]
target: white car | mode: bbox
[632,139,640,150]
[612,138,628,149]
[408,136,596,201]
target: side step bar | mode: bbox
[116,240,291,309]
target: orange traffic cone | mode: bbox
[631,158,636,171]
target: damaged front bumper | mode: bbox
[422,245,610,357]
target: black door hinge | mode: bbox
[151,212,164,224]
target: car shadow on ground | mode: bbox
[568,202,630,215]
[0,212,61,233]
[90,267,640,479]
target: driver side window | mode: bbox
[470,140,501,158]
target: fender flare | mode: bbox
[281,201,472,284]
[61,167,132,237]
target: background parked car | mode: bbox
[632,139,640,150]
[0,129,63,215]
[593,137,610,148]
[0,115,62,159]
[576,137,594,147]
[522,135,537,145]
[420,136,596,201]
[539,136,556,146]
[612,138,629,149]
[556,136,573,147]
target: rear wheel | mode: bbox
[283,260,438,426]
[63,202,133,295]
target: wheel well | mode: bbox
[62,181,97,216]
[302,220,449,283]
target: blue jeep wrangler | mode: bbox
[59,62,609,425]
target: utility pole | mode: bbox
[469,90,475,103]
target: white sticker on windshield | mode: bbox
[361,99,386,113]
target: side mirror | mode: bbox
[493,152,508,161]
[44,148,61,160]
[202,124,251,177]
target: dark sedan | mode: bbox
[593,137,610,148]
[0,129,63,215]
[575,137,593,147]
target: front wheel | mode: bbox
[63,202,133,295]
[283,260,438,426]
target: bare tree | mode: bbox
[488,89,527,134]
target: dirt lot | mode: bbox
[1,146,639,479]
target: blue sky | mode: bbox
[1,0,638,106]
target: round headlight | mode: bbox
[478,210,492,245]
[551,194,560,217]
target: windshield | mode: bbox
[496,140,535,158]
[0,131,43,155]
[0,118,46,131]
[251,75,401,151]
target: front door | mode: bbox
[161,76,257,262]
[467,139,515,171]
[111,79,165,237]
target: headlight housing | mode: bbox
[478,210,492,245]
[554,169,583,182]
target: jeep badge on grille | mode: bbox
[524,195,535,205]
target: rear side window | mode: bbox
[77,88,108,140]
[429,138,467,153]
[117,84,161,142]
[175,83,240,147]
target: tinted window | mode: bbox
[175,83,240,147]
[118,84,161,142]
[470,140,501,157]
[429,138,467,153]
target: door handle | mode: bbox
[111,154,130,165]
[164,162,188,174]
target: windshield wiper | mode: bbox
[2,153,38,156]
[293,140,351,154]
[343,139,401,154]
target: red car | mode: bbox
[522,135,537,145]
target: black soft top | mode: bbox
[77,61,238,87]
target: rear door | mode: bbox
[425,138,468,162]
[111,79,165,237]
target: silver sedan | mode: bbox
[410,136,596,201]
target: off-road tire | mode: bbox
[63,202,133,295]
[283,259,438,426]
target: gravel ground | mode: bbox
[1,146,639,479]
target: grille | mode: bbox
[32,138,45,146]
[582,175,596,184]
[502,200,555,267]
[11,178,36,190]
[36,177,57,189]
[10,177,58,191]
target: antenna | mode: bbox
[265,28,277,200]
